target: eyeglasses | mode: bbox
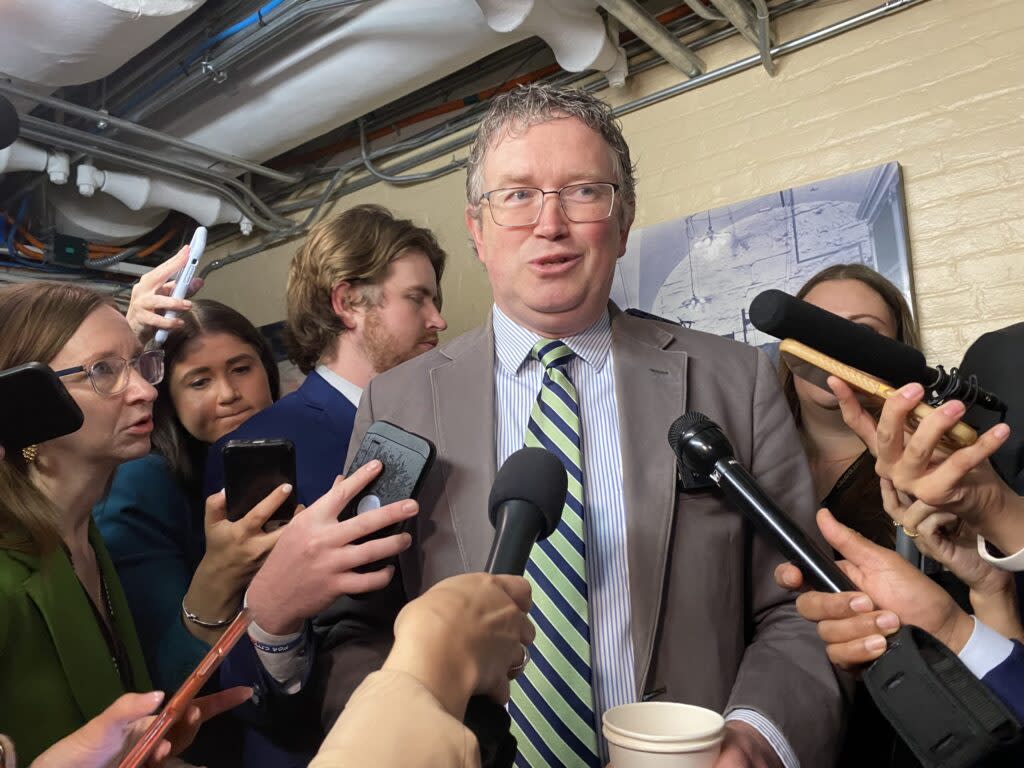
[54,349,165,396]
[480,182,619,227]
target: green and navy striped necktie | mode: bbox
[509,339,600,768]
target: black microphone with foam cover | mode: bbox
[749,289,1006,414]
[0,96,19,151]
[485,447,565,576]
[668,411,856,594]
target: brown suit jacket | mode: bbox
[317,307,844,765]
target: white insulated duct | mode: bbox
[77,164,252,234]
[0,0,207,87]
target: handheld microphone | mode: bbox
[0,96,19,151]
[749,289,1007,415]
[668,411,856,594]
[484,447,565,575]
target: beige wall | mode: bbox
[202,0,1024,363]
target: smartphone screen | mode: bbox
[222,439,298,531]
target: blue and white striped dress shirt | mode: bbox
[491,305,798,768]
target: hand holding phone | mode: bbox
[152,227,206,347]
[117,611,252,768]
[222,438,298,531]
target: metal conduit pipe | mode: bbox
[706,0,762,49]
[617,0,928,116]
[682,0,725,21]
[20,116,294,229]
[597,0,704,77]
[123,0,375,125]
[0,82,301,185]
[358,119,466,185]
[751,0,776,75]
[18,125,284,233]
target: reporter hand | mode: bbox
[246,460,418,634]
[183,487,288,641]
[125,245,204,338]
[829,377,1022,553]
[383,573,534,719]
[713,721,783,768]
[774,508,974,670]
[30,686,250,768]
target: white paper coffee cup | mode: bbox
[602,701,725,768]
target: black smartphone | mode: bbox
[0,362,84,451]
[341,421,434,559]
[222,439,298,531]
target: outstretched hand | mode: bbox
[774,508,973,671]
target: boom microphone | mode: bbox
[484,447,565,575]
[749,289,1006,414]
[668,411,855,593]
[0,96,19,151]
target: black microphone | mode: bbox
[749,289,1007,414]
[0,96,19,151]
[484,447,565,575]
[668,411,856,594]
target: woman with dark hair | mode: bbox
[780,263,922,547]
[94,298,287,692]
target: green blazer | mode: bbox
[0,522,151,764]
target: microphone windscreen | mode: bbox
[488,447,565,540]
[0,96,19,151]
[749,289,929,387]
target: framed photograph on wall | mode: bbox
[611,162,914,351]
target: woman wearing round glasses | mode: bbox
[0,281,177,762]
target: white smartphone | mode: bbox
[153,226,206,347]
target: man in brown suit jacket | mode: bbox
[317,84,843,767]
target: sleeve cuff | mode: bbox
[243,591,309,693]
[725,708,799,768]
[958,616,1015,680]
[976,535,1024,572]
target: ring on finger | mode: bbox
[508,644,530,677]
[894,521,920,538]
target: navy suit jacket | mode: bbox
[205,371,358,766]
[983,641,1024,722]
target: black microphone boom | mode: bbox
[749,289,1006,414]
[668,411,856,594]
[484,447,565,576]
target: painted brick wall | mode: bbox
[203,0,1024,364]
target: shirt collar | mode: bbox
[492,304,612,374]
[314,364,363,407]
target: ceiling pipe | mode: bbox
[19,114,292,229]
[750,0,776,75]
[706,0,764,50]
[0,81,301,185]
[596,0,704,77]
[682,0,725,21]
[0,139,70,184]
[76,164,253,235]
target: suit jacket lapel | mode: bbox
[431,322,497,573]
[611,309,688,696]
[21,540,129,720]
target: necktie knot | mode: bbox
[531,339,576,370]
